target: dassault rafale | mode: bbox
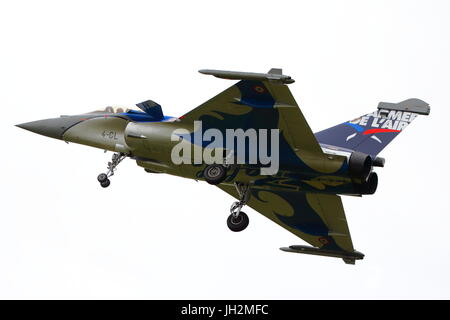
[17,69,430,264]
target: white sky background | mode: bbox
[0,0,449,299]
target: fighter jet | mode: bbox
[16,68,430,264]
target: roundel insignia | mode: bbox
[253,85,265,94]
[318,237,329,245]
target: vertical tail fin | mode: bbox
[314,99,430,157]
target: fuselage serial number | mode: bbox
[101,130,118,140]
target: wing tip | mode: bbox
[280,245,364,264]
[198,68,295,84]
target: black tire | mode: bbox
[100,179,111,188]
[97,173,108,182]
[203,164,226,185]
[227,212,249,232]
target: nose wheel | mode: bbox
[97,152,126,188]
[227,183,251,232]
[97,173,110,188]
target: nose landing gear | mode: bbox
[227,183,251,232]
[97,173,110,188]
[97,152,126,188]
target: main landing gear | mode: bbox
[203,164,227,185]
[203,151,235,185]
[97,152,126,188]
[227,183,251,232]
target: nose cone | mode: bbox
[16,117,82,140]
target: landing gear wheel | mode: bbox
[227,212,249,232]
[96,152,127,188]
[100,179,111,188]
[97,173,108,183]
[203,164,226,185]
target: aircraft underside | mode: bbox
[16,68,430,264]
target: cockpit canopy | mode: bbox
[91,100,167,122]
